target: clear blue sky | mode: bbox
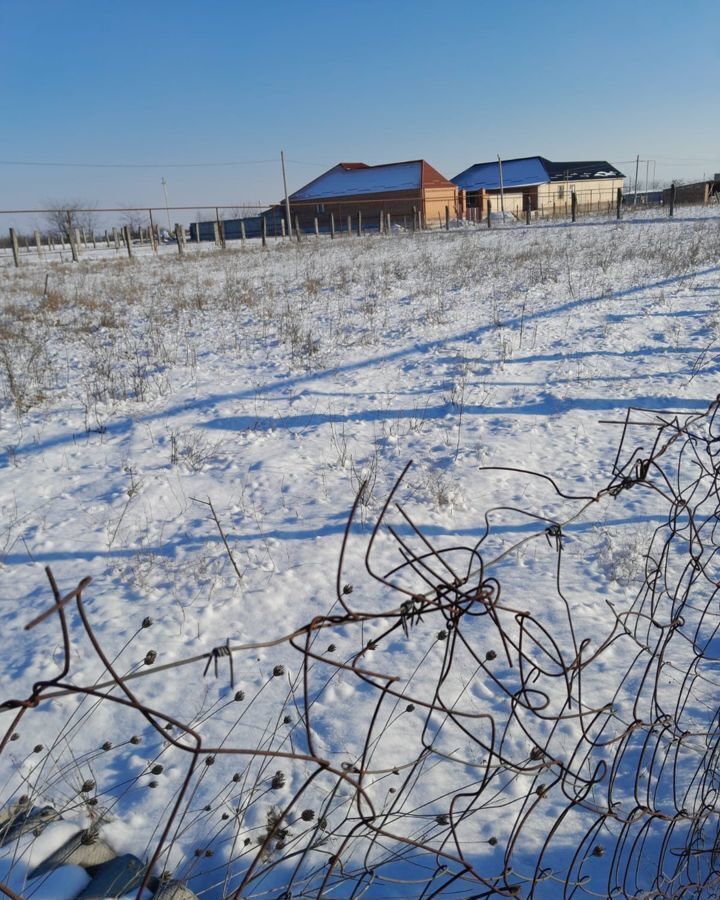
[1,0,718,218]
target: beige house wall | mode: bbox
[485,191,527,216]
[423,187,459,225]
[536,178,624,211]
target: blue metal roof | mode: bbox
[452,158,548,191]
[453,157,624,191]
[290,162,423,201]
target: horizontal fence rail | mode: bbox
[0,185,716,267]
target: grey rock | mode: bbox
[75,853,147,898]
[0,805,60,847]
[29,829,116,879]
[154,880,199,900]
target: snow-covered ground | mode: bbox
[0,211,719,897]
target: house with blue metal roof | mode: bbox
[287,160,460,232]
[453,156,624,219]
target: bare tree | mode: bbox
[43,200,98,237]
[228,203,266,219]
[118,205,149,232]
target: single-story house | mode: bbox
[287,160,461,231]
[452,156,625,218]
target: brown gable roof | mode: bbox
[421,160,456,189]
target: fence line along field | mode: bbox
[0,207,719,897]
[0,182,697,268]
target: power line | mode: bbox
[0,158,280,169]
[0,157,331,170]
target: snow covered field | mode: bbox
[0,211,719,898]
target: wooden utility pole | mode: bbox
[162,178,172,229]
[281,150,293,239]
[497,155,505,214]
[633,155,640,206]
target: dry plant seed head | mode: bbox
[271,771,286,789]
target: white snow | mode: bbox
[0,208,718,897]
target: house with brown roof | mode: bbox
[288,160,461,232]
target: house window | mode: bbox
[557,185,565,200]
[316,203,325,214]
